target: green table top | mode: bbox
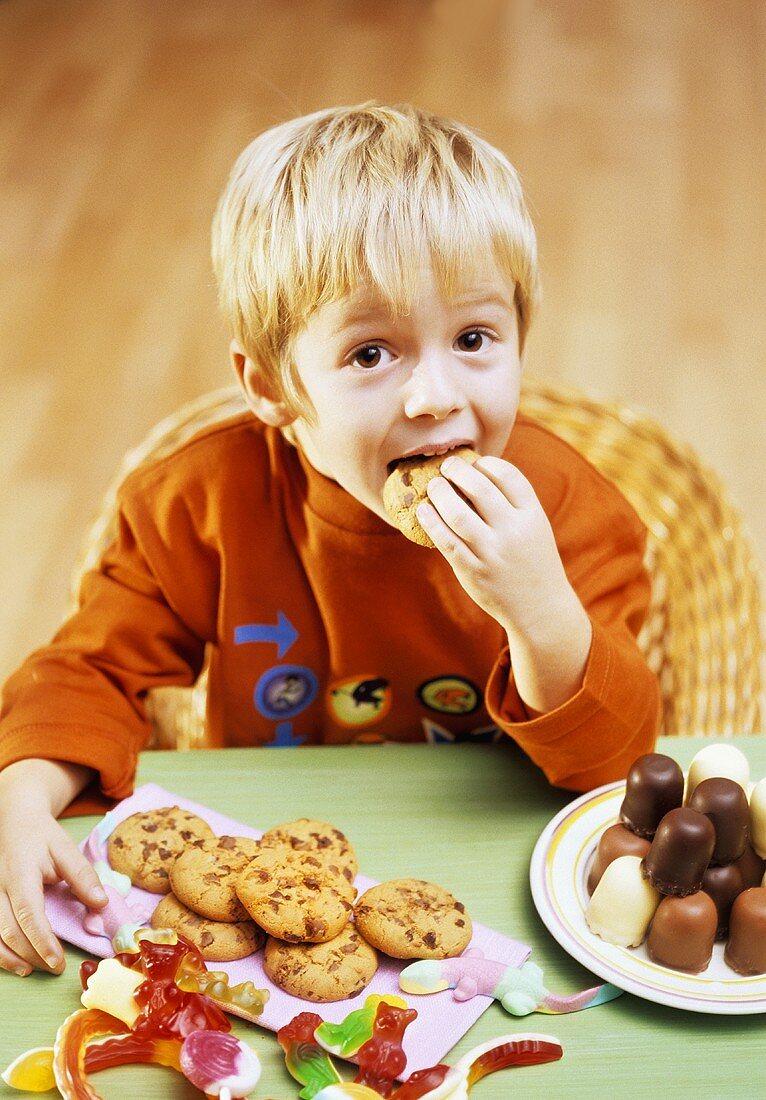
[1,736,764,1099]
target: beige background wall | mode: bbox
[1,0,764,683]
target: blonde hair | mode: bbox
[212,102,540,419]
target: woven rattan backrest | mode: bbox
[69,380,762,745]
[520,378,762,736]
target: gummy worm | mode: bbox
[53,1009,130,1100]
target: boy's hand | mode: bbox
[0,761,108,976]
[416,453,592,712]
[417,453,571,633]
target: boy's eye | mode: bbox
[456,330,491,352]
[351,344,391,368]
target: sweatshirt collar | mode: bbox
[287,438,399,537]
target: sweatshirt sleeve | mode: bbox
[485,430,661,792]
[0,472,214,801]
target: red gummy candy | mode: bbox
[277,1012,325,1049]
[137,937,197,981]
[391,1066,451,1099]
[170,992,230,1039]
[133,979,229,1040]
[79,960,99,990]
[84,1033,182,1074]
[354,1001,418,1097]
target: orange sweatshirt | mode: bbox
[0,412,660,801]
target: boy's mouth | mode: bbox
[386,440,474,476]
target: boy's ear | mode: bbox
[230,341,295,428]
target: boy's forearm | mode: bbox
[0,758,96,818]
[504,589,593,715]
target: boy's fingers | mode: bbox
[416,501,479,567]
[51,834,108,909]
[426,476,483,545]
[0,945,32,976]
[439,455,508,522]
[1,888,61,972]
[473,456,538,508]
[0,904,33,976]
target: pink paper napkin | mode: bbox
[45,783,530,1075]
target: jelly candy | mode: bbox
[315,995,407,1058]
[278,1012,342,1099]
[399,950,621,1015]
[52,1008,128,1099]
[354,1000,417,1096]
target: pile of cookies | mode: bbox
[107,807,472,1001]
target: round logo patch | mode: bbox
[417,675,480,715]
[254,665,318,720]
[327,675,391,728]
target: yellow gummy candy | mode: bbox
[177,967,269,1014]
[1,1047,56,1092]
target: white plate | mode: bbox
[529,781,766,1014]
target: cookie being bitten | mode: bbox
[383,446,481,547]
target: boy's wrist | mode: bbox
[501,580,587,654]
[0,758,95,818]
[503,588,593,714]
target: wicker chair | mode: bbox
[68,380,763,747]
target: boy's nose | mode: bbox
[403,358,465,420]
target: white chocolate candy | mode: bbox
[750,778,766,858]
[586,855,661,947]
[685,744,750,801]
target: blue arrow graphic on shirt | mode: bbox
[268,722,306,748]
[234,612,298,658]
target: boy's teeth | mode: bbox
[388,445,466,475]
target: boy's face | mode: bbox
[283,258,523,525]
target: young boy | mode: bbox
[0,102,661,978]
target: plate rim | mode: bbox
[529,780,766,1015]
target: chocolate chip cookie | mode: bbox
[236,847,356,943]
[259,817,358,884]
[263,922,378,1001]
[354,878,472,959]
[383,447,481,547]
[107,806,215,893]
[151,893,265,961]
[169,835,261,921]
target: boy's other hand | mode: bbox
[0,761,108,976]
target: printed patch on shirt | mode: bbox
[327,675,391,728]
[417,675,481,715]
[254,665,318,720]
[422,719,503,744]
